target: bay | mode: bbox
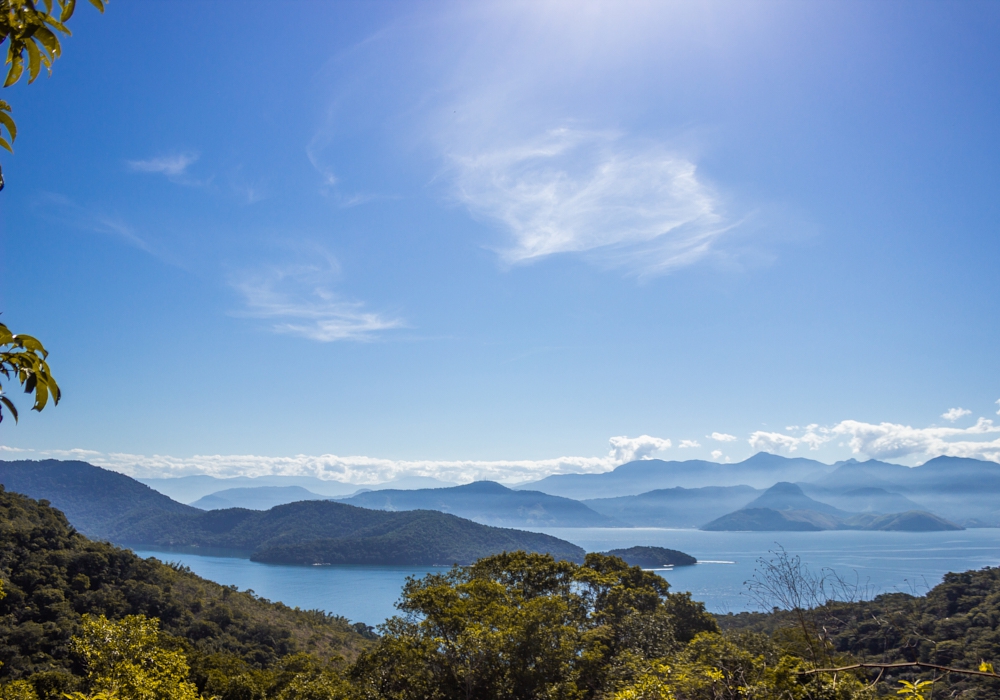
[132,528,1000,626]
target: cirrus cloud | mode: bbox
[450,128,727,275]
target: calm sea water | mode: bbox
[132,528,1000,626]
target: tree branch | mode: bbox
[801,662,1000,680]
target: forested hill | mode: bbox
[0,486,370,696]
[0,459,584,565]
[112,500,586,565]
[0,460,198,539]
[719,567,1000,698]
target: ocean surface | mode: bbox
[132,527,1000,626]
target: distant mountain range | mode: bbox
[191,485,328,511]
[518,453,837,498]
[0,460,583,565]
[701,483,962,532]
[583,486,762,528]
[6,452,999,537]
[140,474,457,504]
[338,481,619,527]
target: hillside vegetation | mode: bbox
[0,486,370,698]
[719,565,1000,698]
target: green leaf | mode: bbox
[60,0,77,22]
[87,0,105,13]
[25,40,42,83]
[0,111,17,143]
[0,136,13,154]
[1,396,18,423]
[5,52,24,88]
[34,27,61,61]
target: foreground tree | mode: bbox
[352,551,718,700]
[69,614,199,700]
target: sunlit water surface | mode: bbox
[132,528,1000,626]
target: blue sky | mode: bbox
[1,1,999,482]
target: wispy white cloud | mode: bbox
[450,128,726,274]
[750,417,1000,463]
[34,193,160,257]
[709,432,737,442]
[128,153,200,179]
[36,434,672,482]
[231,257,402,342]
[679,439,700,448]
[996,399,999,415]
[941,407,971,422]
[711,449,723,460]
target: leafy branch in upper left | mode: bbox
[0,0,107,154]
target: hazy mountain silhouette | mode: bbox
[0,460,583,565]
[340,481,618,527]
[140,474,457,504]
[742,482,849,517]
[584,485,761,528]
[192,485,329,511]
[702,483,962,531]
[520,453,835,499]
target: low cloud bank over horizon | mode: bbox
[3,407,1000,482]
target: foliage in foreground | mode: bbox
[0,487,369,699]
[0,323,59,425]
[721,549,1000,699]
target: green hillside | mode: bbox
[0,486,369,697]
[253,509,585,565]
[0,460,585,565]
[0,460,198,539]
[115,500,585,565]
[605,546,697,567]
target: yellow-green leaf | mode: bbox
[5,53,24,88]
[87,0,105,13]
[0,111,17,144]
[60,0,77,22]
[34,27,62,61]
[0,136,13,154]
[0,396,18,423]
[25,40,42,83]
